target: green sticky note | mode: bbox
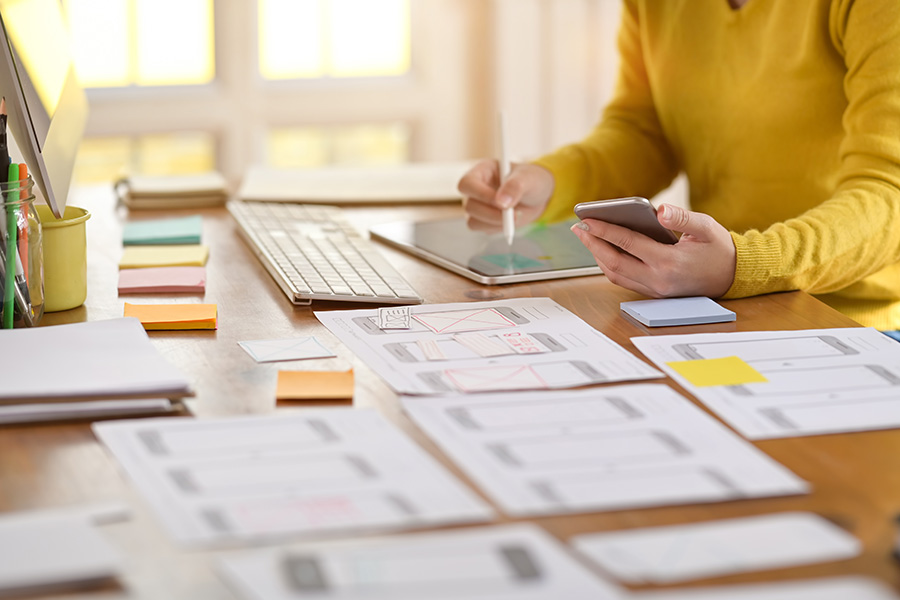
[123,215,202,246]
[481,253,544,269]
[667,356,768,387]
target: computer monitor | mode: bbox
[0,0,87,218]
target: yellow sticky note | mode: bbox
[124,303,218,330]
[276,370,354,401]
[119,245,209,268]
[667,356,768,387]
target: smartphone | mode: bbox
[574,197,678,245]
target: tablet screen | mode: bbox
[370,218,599,280]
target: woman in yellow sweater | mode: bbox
[459,0,900,331]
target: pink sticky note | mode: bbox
[118,267,207,294]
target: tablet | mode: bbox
[369,218,602,284]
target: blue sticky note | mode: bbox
[123,215,203,246]
[481,253,544,269]
[621,296,736,327]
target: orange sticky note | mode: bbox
[124,302,217,330]
[276,370,354,401]
[667,356,768,387]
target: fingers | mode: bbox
[571,222,655,288]
[457,159,499,205]
[657,203,717,240]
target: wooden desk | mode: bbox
[3,185,899,598]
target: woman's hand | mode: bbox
[571,203,737,298]
[458,159,555,232]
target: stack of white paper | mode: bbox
[0,318,192,403]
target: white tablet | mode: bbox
[369,218,601,285]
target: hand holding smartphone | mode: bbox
[574,197,678,245]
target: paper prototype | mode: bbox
[316,298,661,395]
[378,306,410,330]
[119,244,209,268]
[633,327,900,439]
[238,337,336,363]
[0,318,191,402]
[573,512,859,584]
[621,297,735,327]
[218,523,624,600]
[634,576,899,600]
[401,385,807,517]
[93,409,494,546]
[0,509,123,595]
[118,266,206,294]
[276,370,354,400]
[123,215,202,246]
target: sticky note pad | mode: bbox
[123,215,202,246]
[621,296,736,327]
[118,266,206,294]
[119,245,209,269]
[238,337,335,363]
[276,370,354,401]
[124,303,217,330]
[667,356,767,387]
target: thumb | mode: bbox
[657,203,715,239]
[495,170,530,209]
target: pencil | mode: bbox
[498,111,514,246]
[18,163,27,282]
[3,163,16,327]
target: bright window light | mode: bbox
[266,123,409,168]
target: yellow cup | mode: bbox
[35,205,91,312]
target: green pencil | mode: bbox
[3,163,18,328]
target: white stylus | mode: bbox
[498,111,514,246]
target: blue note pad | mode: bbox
[123,215,202,246]
[620,296,736,327]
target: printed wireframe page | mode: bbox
[401,385,807,517]
[633,576,899,600]
[218,523,625,600]
[93,409,493,547]
[631,328,900,439]
[315,298,661,395]
[572,512,860,584]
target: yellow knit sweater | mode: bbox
[535,0,900,329]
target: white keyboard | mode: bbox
[228,201,423,305]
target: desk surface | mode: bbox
[4,185,900,598]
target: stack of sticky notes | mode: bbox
[118,216,209,294]
[124,303,217,330]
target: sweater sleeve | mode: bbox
[725,0,900,299]
[533,0,679,224]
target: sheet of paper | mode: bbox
[316,298,661,395]
[635,577,899,600]
[276,370,354,400]
[238,337,336,363]
[93,409,493,547]
[0,398,175,424]
[123,215,203,246]
[119,244,209,268]
[401,384,806,517]
[572,512,859,584]
[0,509,123,595]
[118,266,206,294]
[632,327,900,439]
[238,161,473,204]
[123,302,218,330]
[218,523,624,600]
[0,318,191,402]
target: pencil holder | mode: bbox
[0,174,43,328]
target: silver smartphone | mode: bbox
[574,197,678,245]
